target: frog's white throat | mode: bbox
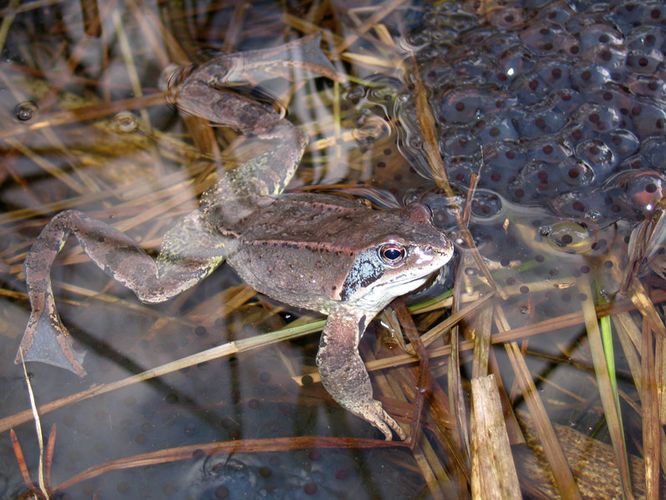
[348,274,431,314]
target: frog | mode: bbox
[15,35,454,440]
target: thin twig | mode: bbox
[391,299,430,447]
[19,351,49,499]
[10,429,36,493]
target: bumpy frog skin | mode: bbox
[16,35,454,440]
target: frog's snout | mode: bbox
[416,239,454,269]
[431,236,455,263]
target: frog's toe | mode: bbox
[16,309,87,377]
[361,400,406,441]
[383,410,407,441]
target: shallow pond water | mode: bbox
[0,0,664,498]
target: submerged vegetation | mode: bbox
[0,0,664,498]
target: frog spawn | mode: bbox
[418,184,634,322]
[401,0,666,228]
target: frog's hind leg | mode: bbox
[167,36,334,223]
[316,308,407,441]
[196,33,338,87]
[17,209,226,376]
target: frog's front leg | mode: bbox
[17,209,225,376]
[316,307,407,441]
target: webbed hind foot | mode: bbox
[18,298,86,377]
[353,400,406,441]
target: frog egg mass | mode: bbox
[404,0,665,226]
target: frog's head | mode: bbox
[339,204,454,313]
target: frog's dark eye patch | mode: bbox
[378,243,406,265]
[340,249,384,301]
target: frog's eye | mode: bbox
[378,243,406,265]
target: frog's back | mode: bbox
[221,194,365,312]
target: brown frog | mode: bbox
[16,36,454,440]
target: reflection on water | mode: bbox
[0,0,664,498]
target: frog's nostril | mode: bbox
[424,243,448,257]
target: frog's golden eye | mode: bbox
[379,243,406,265]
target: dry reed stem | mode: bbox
[657,327,666,425]
[4,175,207,265]
[409,284,494,352]
[461,172,478,228]
[612,311,666,477]
[49,282,195,327]
[159,0,224,161]
[182,284,256,324]
[144,284,255,340]
[305,0,328,25]
[448,268,471,468]
[641,321,661,499]
[487,348,524,446]
[159,1,198,63]
[470,375,521,499]
[41,126,107,194]
[534,373,587,404]
[341,51,402,71]
[630,280,666,338]
[614,312,644,393]
[283,13,344,47]
[392,300,431,410]
[363,313,446,494]
[471,303,493,379]
[370,23,396,47]
[10,429,36,492]
[44,424,56,493]
[0,59,118,99]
